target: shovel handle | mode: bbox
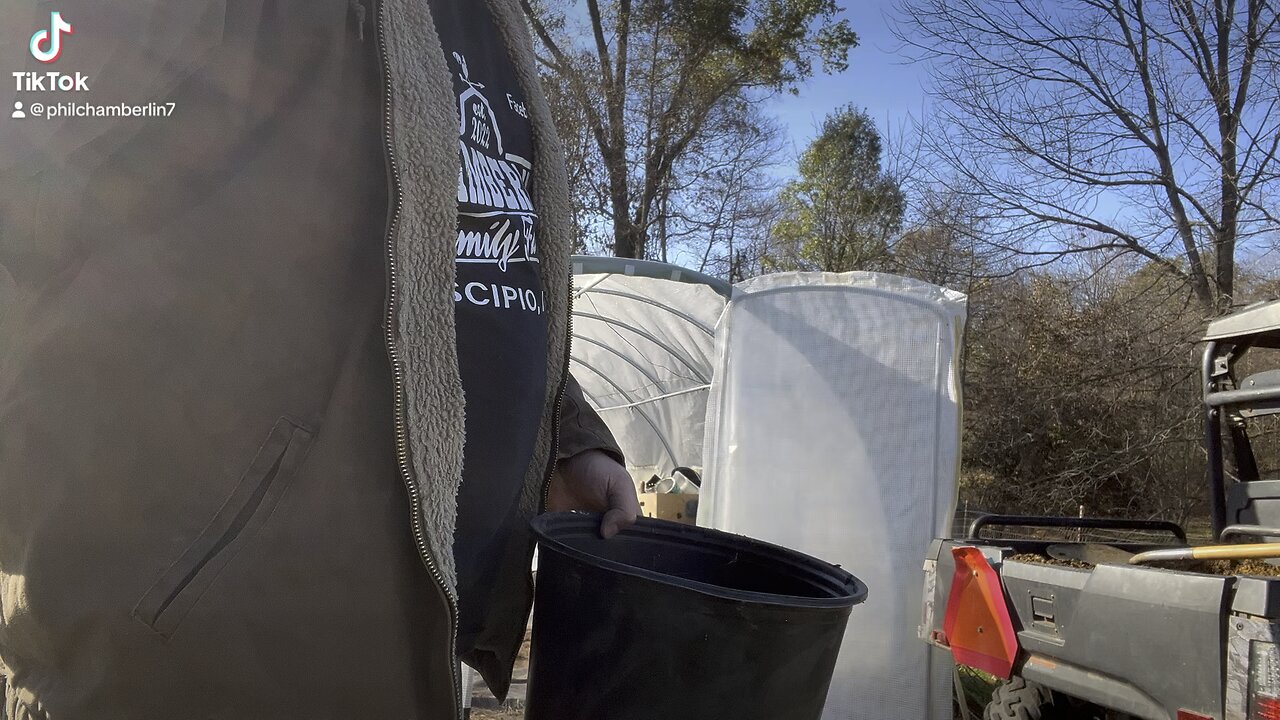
[1129,542,1280,565]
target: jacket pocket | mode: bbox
[133,417,313,638]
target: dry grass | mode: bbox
[955,666,998,719]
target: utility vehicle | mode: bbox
[923,299,1280,720]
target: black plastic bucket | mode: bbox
[525,513,867,720]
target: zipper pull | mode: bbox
[350,0,367,41]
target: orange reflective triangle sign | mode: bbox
[941,546,1019,679]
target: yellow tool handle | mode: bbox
[1191,543,1280,560]
[1130,542,1280,564]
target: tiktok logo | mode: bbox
[30,12,74,64]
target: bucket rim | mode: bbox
[530,512,868,610]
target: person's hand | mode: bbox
[548,449,641,539]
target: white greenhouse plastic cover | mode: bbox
[570,257,730,481]
[569,260,965,719]
[698,272,965,720]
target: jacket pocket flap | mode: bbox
[133,416,313,637]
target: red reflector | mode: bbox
[942,547,1019,679]
[1254,696,1280,720]
[1177,710,1212,720]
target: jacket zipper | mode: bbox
[542,278,575,510]
[375,4,462,719]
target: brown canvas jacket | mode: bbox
[0,0,618,717]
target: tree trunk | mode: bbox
[614,224,646,259]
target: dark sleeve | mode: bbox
[556,373,625,464]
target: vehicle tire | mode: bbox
[984,677,1074,720]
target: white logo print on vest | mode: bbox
[453,52,538,271]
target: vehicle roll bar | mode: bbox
[966,515,1187,544]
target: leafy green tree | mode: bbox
[769,106,904,272]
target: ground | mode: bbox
[465,634,530,719]
[469,710,524,719]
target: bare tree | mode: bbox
[662,97,786,278]
[541,65,613,253]
[895,0,1280,313]
[522,0,857,258]
[893,187,1003,291]
[959,255,1209,522]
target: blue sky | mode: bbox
[762,1,929,167]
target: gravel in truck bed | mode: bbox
[1007,552,1280,576]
